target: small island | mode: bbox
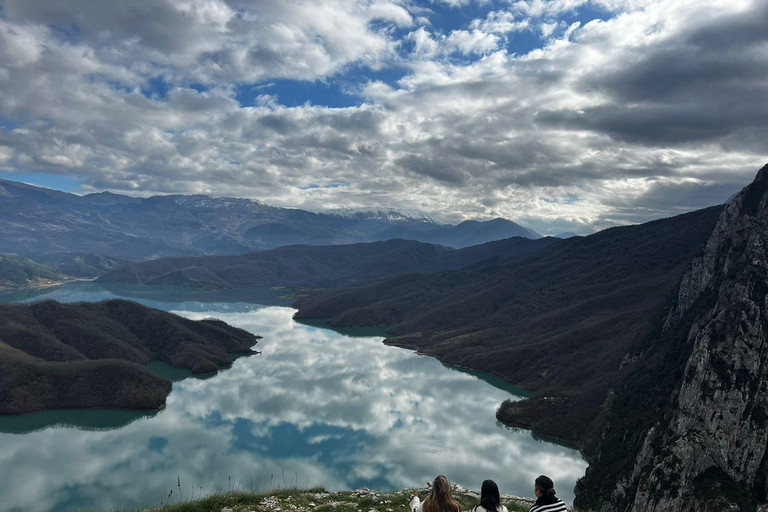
[0,299,260,414]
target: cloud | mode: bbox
[1,0,411,83]
[0,0,765,235]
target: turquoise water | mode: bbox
[0,283,586,512]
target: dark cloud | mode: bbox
[396,153,470,185]
[545,2,768,149]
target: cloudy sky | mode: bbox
[0,0,765,234]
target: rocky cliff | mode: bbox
[576,164,768,512]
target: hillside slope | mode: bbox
[0,255,65,289]
[0,299,260,414]
[33,253,130,278]
[576,164,768,512]
[97,237,560,289]
[294,204,724,445]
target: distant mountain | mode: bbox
[322,207,446,224]
[0,255,65,289]
[32,253,130,278]
[98,237,561,289]
[0,178,538,258]
[0,299,260,414]
[294,204,724,447]
[554,231,579,238]
[413,218,541,248]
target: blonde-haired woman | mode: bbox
[409,475,461,512]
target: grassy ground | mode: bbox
[98,486,535,512]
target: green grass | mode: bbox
[90,487,535,512]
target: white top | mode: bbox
[409,497,508,512]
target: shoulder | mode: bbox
[528,499,567,512]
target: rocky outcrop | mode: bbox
[576,164,768,512]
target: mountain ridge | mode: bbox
[0,178,540,258]
[97,237,561,289]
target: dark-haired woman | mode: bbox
[472,480,507,512]
[528,475,567,512]
[409,475,461,512]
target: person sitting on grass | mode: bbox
[409,475,461,512]
[528,475,567,512]
[469,480,507,512]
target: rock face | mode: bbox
[576,164,768,512]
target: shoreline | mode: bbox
[0,349,262,418]
[0,277,87,292]
[289,315,589,458]
[0,401,167,418]
[380,333,586,454]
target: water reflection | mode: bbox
[0,284,586,512]
[0,409,156,435]
[0,281,294,310]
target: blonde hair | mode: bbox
[423,475,461,512]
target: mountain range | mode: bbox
[96,237,560,289]
[0,178,539,259]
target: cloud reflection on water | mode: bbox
[0,298,586,512]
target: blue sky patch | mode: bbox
[228,420,393,489]
[0,171,84,192]
[148,436,169,452]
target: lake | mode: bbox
[0,283,586,512]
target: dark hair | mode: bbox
[423,475,461,512]
[535,476,556,496]
[477,480,500,512]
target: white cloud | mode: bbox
[0,0,765,235]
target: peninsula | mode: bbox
[0,299,260,414]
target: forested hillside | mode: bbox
[295,204,724,446]
[0,255,65,289]
[97,237,559,289]
[0,299,260,414]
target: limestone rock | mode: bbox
[578,164,768,512]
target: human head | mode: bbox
[534,476,556,497]
[480,480,500,511]
[424,475,461,512]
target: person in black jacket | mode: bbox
[528,475,567,512]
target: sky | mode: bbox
[0,0,765,235]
